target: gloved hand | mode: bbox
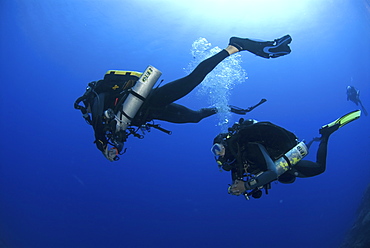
[228,179,247,196]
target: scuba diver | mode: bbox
[75,34,293,161]
[211,110,361,199]
[347,86,368,116]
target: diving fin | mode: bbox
[229,98,267,115]
[229,35,292,58]
[322,110,361,129]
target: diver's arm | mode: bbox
[245,143,279,190]
[93,125,119,161]
[229,171,278,195]
[244,171,277,190]
[229,143,279,195]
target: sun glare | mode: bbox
[131,0,327,35]
[142,0,320,21]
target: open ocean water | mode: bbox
[1,0,370,247]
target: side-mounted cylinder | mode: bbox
[245,141,309,191]
[274,141,309,176]
[116,65,162,132]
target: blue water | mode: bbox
[1,0,370,247]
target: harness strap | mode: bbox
[120,110,133,122]
[281,154,292,167]
[128,89,146,102]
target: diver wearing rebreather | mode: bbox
[347,86,368,116]
[75,35,293,161]
[211,110,361,199]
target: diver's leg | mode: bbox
[359,100,369,116]
[149,50,230,107]
[293,160,325,178]
[148,103,217,123]
[306,137,321,149]
[146,103,256,123]
[294,131,333,177]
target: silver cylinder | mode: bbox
[116,65,162,131]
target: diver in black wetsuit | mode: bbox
[75,35,293,161]
[211,110,360,199]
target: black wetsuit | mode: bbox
[279,134,329,182]
[132,50,230,125]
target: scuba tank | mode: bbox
[243,141,309,200]
[274,141,309,176]
[114,65,162,132]
[245,141,308,190]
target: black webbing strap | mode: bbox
[128,89,146,102]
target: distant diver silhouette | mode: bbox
[347,86,368,116]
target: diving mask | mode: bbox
[104,147,120,161]
[211,143,225,158]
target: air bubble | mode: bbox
[185,37,248,131]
